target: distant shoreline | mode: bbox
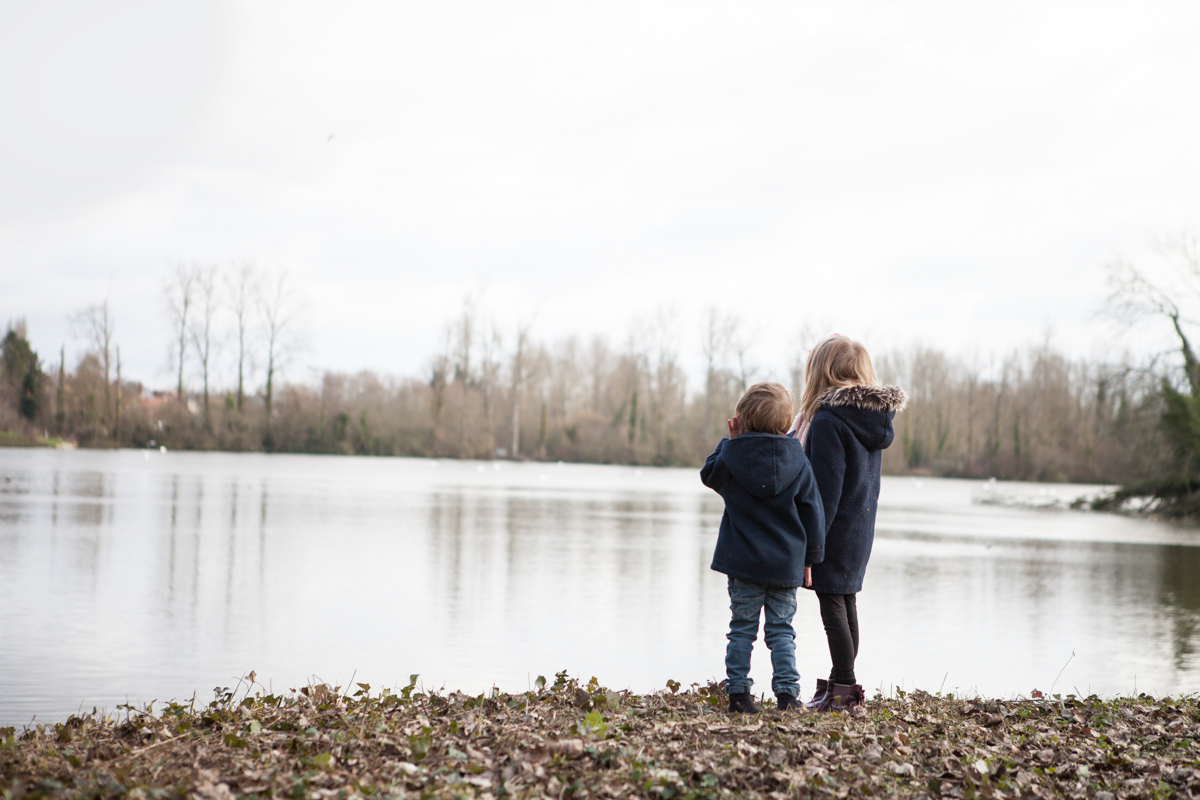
[0,441,1116,485]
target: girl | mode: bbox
[790,335,906,711]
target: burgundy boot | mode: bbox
[813,683,865,712]
[804,678,829,711]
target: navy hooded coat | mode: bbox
[701,432,826,588]
[803,384,907,594]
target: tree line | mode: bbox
[1,263,302,452]
[2,252,1197,509]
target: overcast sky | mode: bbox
[3,1,1200,391]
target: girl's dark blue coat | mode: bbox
[701,432,826,588]
[803,384,907,594]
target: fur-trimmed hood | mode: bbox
[817,384,908,413]
[789,385,907,448]
[815,384,906,454]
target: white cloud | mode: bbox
[3,1,1199,390]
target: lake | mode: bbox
[1,448,1198,725]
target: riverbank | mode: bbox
[3,675,1197,799]
[0,431,72,449]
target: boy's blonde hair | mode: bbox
[733,382,794,436]
[798,335,878,424]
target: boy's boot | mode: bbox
[804,678,829,710]
[776,692,804,712]
[727,692,759,714]
[814,683,865,712]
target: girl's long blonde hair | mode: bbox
[797,335,879,429]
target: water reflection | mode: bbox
[1159,545,1200,670]
[0,450,1197,726]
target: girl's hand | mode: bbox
[727,417,739,437]
[804,566,812,587]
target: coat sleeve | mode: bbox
[805,417,846,535]
[795,460,826,565]
[700,439,728,492]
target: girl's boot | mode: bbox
[804,678,829,710]
[813,683,865,712]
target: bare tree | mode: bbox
[71,300,114,422]
[453,296,477,386]
[259,269,304,449]
[585,336,611,413]
[700,307,735,434]
[481,324,502,417]
[660,325,685,456]
[510,321,531,458]
[225,262,258,412]
[729,316,757,393]
[787,322,829,405]
[1106,236,1200,398]
[190,265,219,428]
[114,346,122,443]
[55,344,65,433]
[450,297,478,454]
[429,329,451,435]
[964,357,980,467]
[620,331,648,447]
[165,264,197,403]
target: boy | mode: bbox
[701,382,825,713]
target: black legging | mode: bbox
[817,592,859,685]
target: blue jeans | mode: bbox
[725,577,800,697]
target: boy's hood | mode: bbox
[721,433,807,499]
[818,384,907,453]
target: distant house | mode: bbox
[139,390,177,412]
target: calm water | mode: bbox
[1,448,1198,725]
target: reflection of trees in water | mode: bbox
[158,472,268,645]
[68,470,107,527]
[426,492,468,625]
[424,491,687,632]
[0,467,33,525]
[1158,545,1200,671]
[67,471,108,582]
[862,533,1200,692]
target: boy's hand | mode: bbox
[804,566,812,587]
[727,416,739,437]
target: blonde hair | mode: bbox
[798,335,878,425]
[733,382,794,436]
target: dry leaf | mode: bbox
[2,674,1195,800]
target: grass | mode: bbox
[0,430,71,449]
